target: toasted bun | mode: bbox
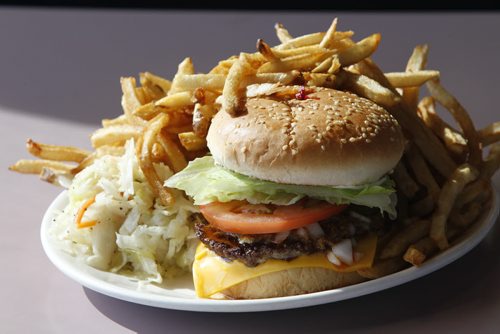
[207,85,404,186]
[222,267,366,299]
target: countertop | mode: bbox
[1,8,499,333]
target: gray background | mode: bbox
[1,8,499,333]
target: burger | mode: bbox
[166,85,404,299]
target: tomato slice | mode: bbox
[199,200,347,234]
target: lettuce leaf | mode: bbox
[165,156,396,216]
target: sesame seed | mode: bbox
[282,145,288,150]
[365,139,372,143]
[340,138,347,144]
[349,137,356,143]
[291,149,298,155]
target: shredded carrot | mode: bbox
[75,196,97,229]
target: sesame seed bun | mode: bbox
[207,85,404,186]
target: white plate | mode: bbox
[41,188,499,312]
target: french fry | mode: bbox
[405,145,440,201]
[409,195,435,218]
[319,18,338,49]
[337,70,400,108]
[312,57,332,73]
[357,257,408,279]
[337,33,381,67]
[385,70,439,88]
[337,42,450,183]
[209,57,237,75]
[222,53,256,117]
[168,57,195,95]
[417,97,468,160]
[257,51,332,74]
[479,121,500,146]
[140,71,172,94]
[402,45,429,110]
[302,72,338,88]
[120,77,143,115]
[9,159,73,174]
[102,114,129,128]
[172,74,227,92]
[178,131,207,151]
[257,39,278,62]
[393,161,420,198]
[26,139,91,163]
[430,164,479,250]
[427,79,482,168]
[157,132,188,173]
[380,220,431,259]
[274,32,325,50]
[90,125,143,148]
[274,22,292,43]
[272,45,328,59]
[192,103,217,137]
[404,226,460,266]
[155,91,193,109]
[137,114,174,207]
[450,200,482,227]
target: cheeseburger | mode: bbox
[166,85,404,299]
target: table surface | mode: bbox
[1,8,499,334]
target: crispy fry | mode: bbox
[120,77,143,116]
[26,139,90,163]
[479,121,500,146]
[355,62,449,163]
[430,164,479,250]
[338,70,400,108]
[274,22,292,43]
[427,79,482,168]
[90,125,143,148]
[140,71,172,94]
[404,226,460,266]
[157,132,188,173]
[417,96,468,160]
[174,74,227,92]
[405,145,440,201]
[222,53,256,117]
[319,18,338,49]
[274,32,325,50]
[385,70,439,88]
[337,33,381,67]
[450,200,483,227]
[380,220,431,259]
[178,132,207,151]
[169,57,195,95]
[137,114,174,206]
[402,44,429,110]
[9,159,73,174]
[257,39,278,62]
[357,257,408,279]
[409,195,435,218]
[393,161,420,198]
[257,51,332,74]
[192,103,217,137]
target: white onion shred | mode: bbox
[273,231,290,244]
[305,222,324,239]
[349,211,371,224]
[327,251,341,266]
[331,239,353,265]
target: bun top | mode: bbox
[207,85,404,186]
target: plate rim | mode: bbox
[41,186,499,312]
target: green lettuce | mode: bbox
[165,156,396,216]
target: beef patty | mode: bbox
[195,206,389,267]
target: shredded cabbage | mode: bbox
[165,156,397,216]
[49,140,199,283]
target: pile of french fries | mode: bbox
[10,19,500,277]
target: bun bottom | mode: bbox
[221,268,367,299]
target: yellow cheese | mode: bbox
[193,234,377,298]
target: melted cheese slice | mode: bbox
[193,234,377,298]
